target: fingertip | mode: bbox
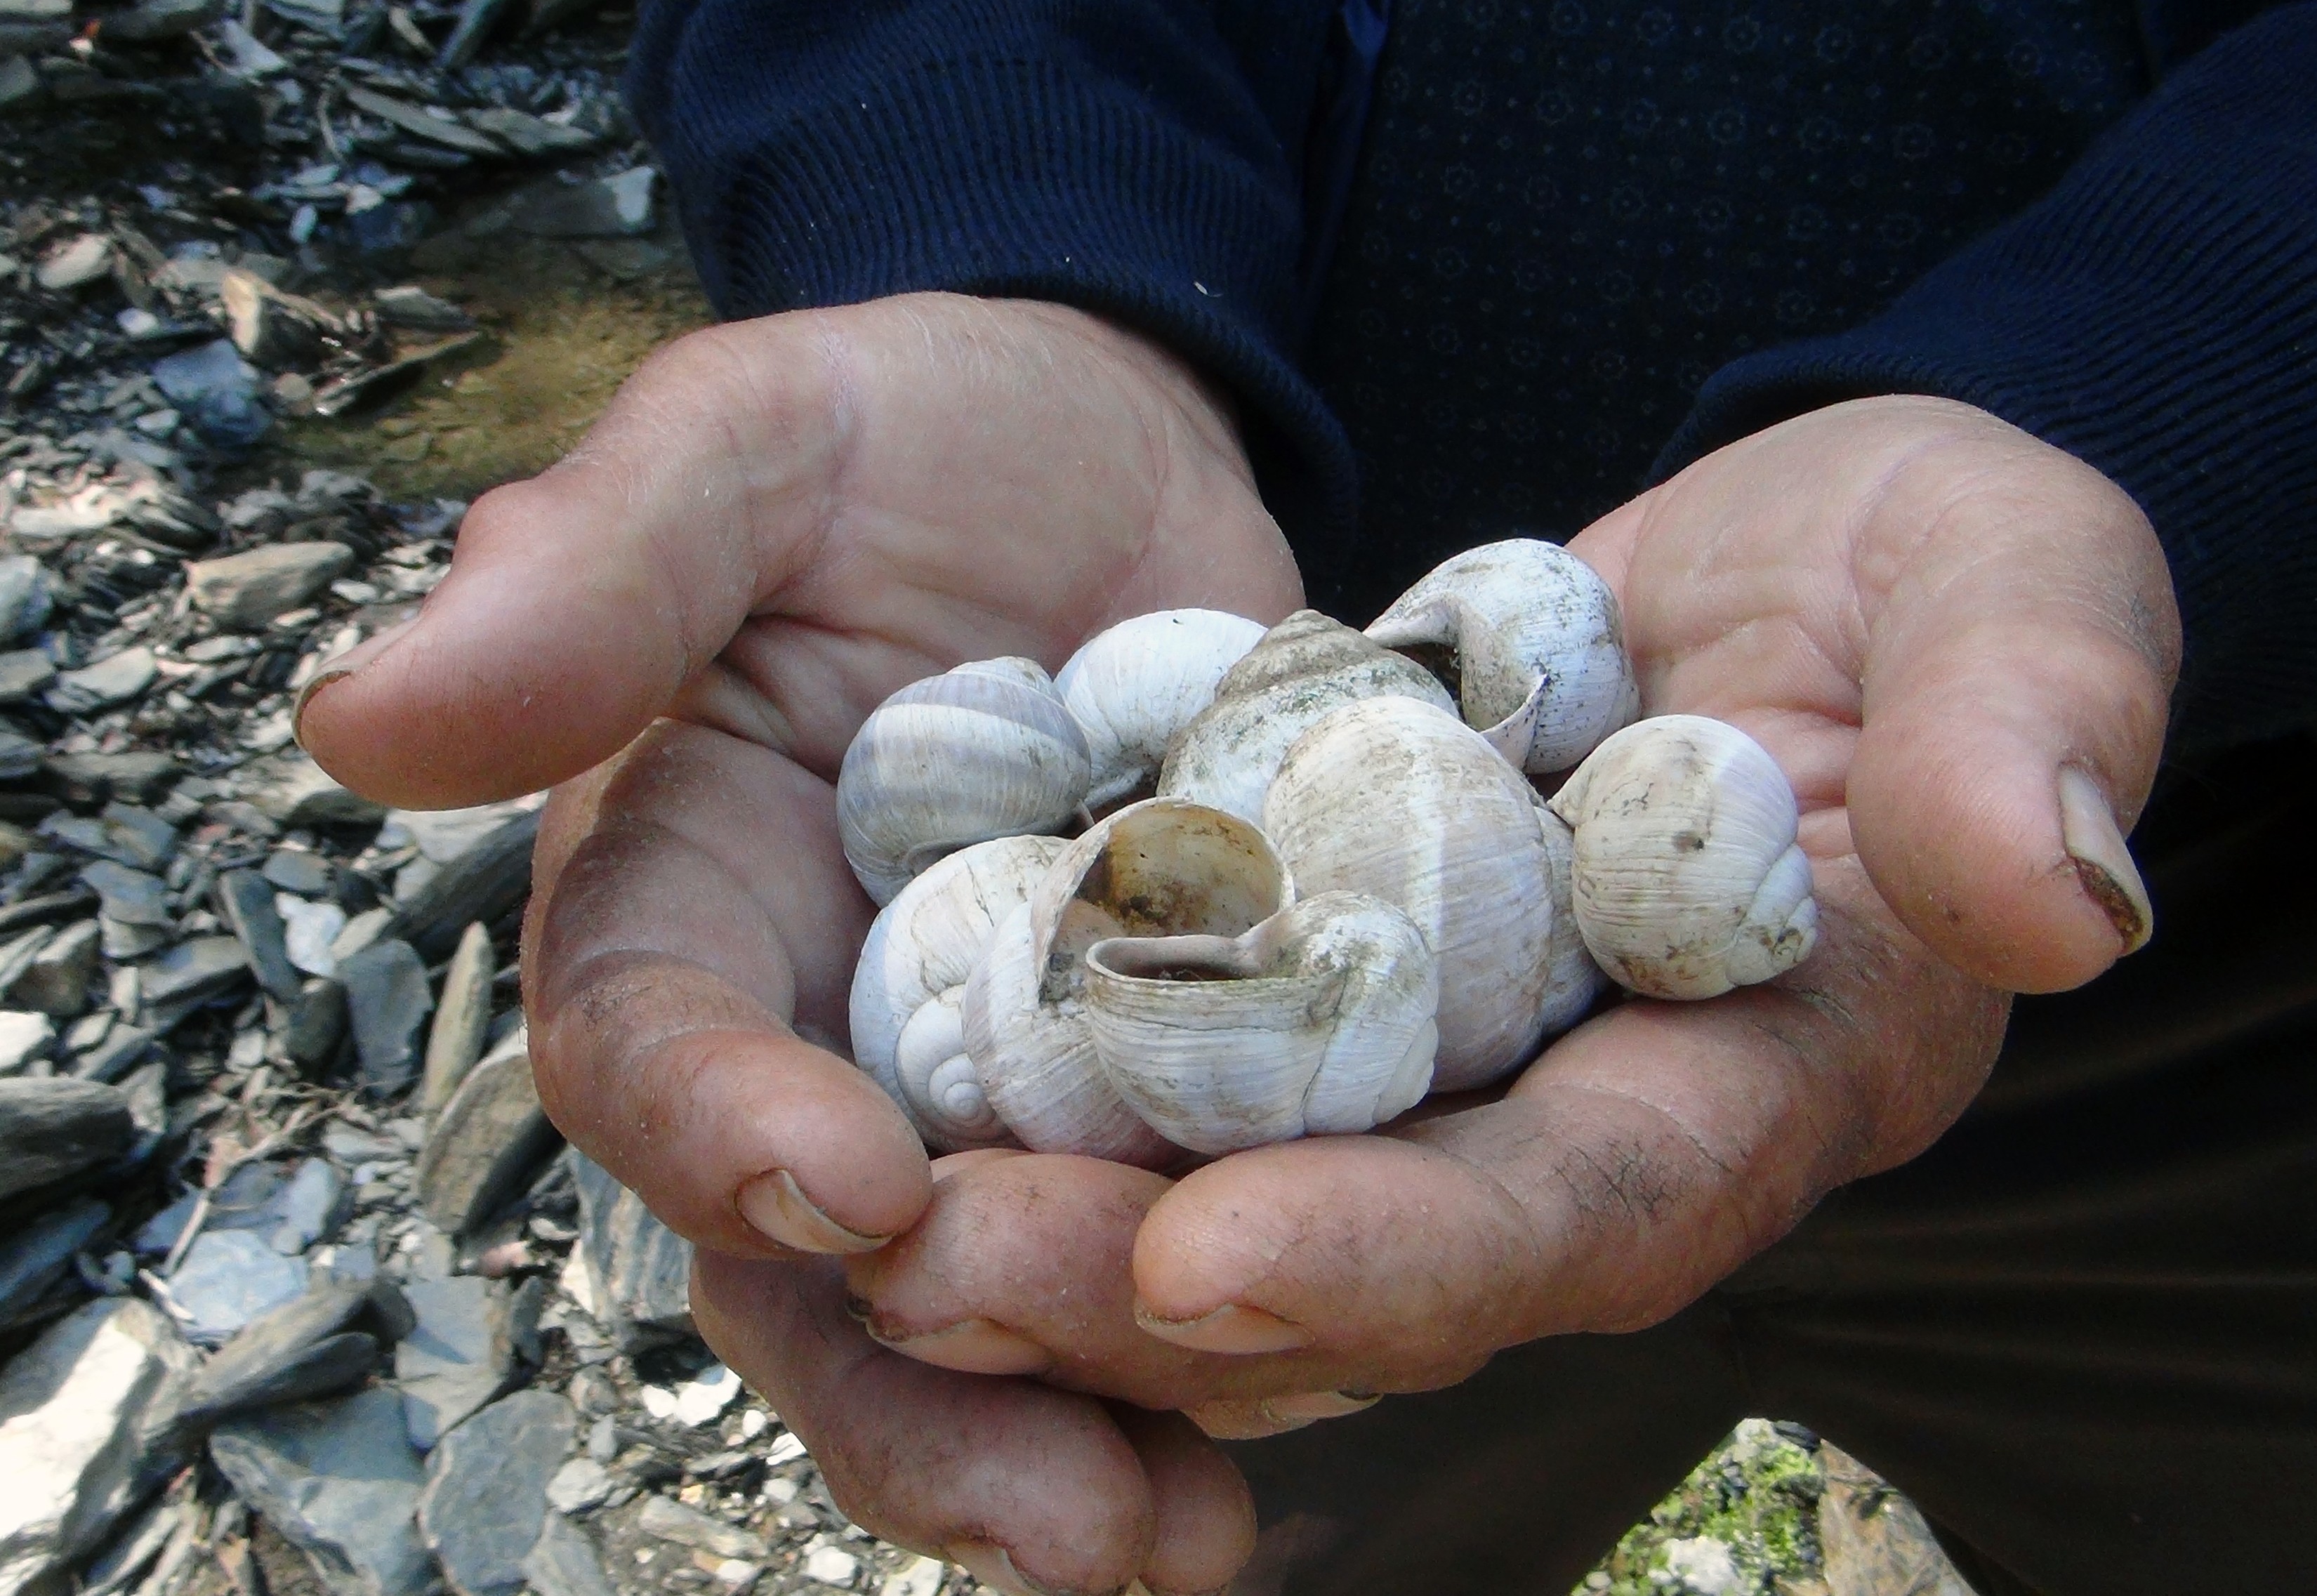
[1111,1406,1258,1596]
[1849,698,2154,993]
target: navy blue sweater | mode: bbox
[628,0,2317,760]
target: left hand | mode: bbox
[694,395,2178,1577]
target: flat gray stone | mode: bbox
[0,1196,108,1322]
[0,1299,197,1596]
[417,1390,575,1596]
[521,1513,616,1596]
[568,1151,692,1350]
[42,805,177,871]
[388,810,539,961]
[0,729,40,781]
[41,751,178,809]
[280,895,348,977]
[634,1496,767,1562]
[416,1030,557,1237]
[46,647,157,715]
[281,977,348,1072]
[417,921,494,1117]
[0,1076,133,1200]
[394,1275,524,1449]
[209,1387,434,1596]
[341,939,430,1096]
[12,919,99,1016]
[79,863,170,928]
[178,1279,386,1426]
[0,650,55,705]
[0,558,51,647]
[251,756,386,829]
[543,1457,611,1516]
[138,936,250,1023]
[219,869,300,1001]
[263,849,335,895]
[501,167,655,239]
[35,233,112,292]
[185,543,354,631]
[168,1229,308,1347]
[0,1009,54,1073]
[266,1156,345,1253]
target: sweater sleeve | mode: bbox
[625,0,1359,539]
[1656,4,2317,760]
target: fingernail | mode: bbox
[291,617,417,751]
[2058,766,2153,954]
[1134,1301,1312,1355]
[1259,1390,1382,1425]
[946,1542,1056,1596]
[737,1169,890,1255]
[866,1316,1052,1376]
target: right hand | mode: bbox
[294,292,1301,1592]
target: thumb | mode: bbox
[294,324,841,808]
[1845,442,2180,994]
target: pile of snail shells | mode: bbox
[838,539,1820,1166]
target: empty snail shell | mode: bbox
[1533,800,1612,1035]
[1057,609,1269,810]
[1367,539,1640,773]
[849,834,1068,1152]
[1265,696,1576,1090]
[1085,892,1439,1154]
[836,657,1093,906]
[963,798,1290,1166]
[1545,713,1818,1000]
[1157,610,1455,824]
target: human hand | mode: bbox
[293,293,1302,1591]
[729,394,2179,1590]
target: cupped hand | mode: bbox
[805,395,2180,1585]
[295,293,1300,1592]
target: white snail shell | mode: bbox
[1367,539,1640,773]
[1085,892,1439,1154]
[1534,803,1611,1035]
[1545,713,1818,1000]
[963,798,1290,1167]
[1157,610,1455,824]
[1265,697,1577,1090]
[1057,609,1269,810]
[836,657,1092,906]
[849,834,1068,1152]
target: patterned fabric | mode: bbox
[1303,0,2147,616]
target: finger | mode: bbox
[1840,416,2181,991]
[691,1252,1175,1596]
[525,720,929,1256]
[1108,1406,1259,1595]
[1130,851,2005,1369]
[843,1154,1234,1400]
[296,318,847,807]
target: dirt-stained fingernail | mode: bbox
[865,1316,1052,1376]
[1259,1390,1381,1425]
[737,1169,890,1255]
[2058,766,2152,954]
[946,1542,1058,1596]
[1134,1301,1312,1355]
[291,616,418,751]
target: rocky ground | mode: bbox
[0,4,1983,1595]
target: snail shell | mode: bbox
[1156,610,1455,824]
[1057,609,1269,810]
[849,834,1069,1152]
[1264,696,1572,1090]
[836,658,1092,906]
[1367,539,1640,772]
[963,797,1290,1166]
[1085,892,1439,1154]
[1545,713,1818,1000]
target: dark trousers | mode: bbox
[1234,740,2317,1596]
